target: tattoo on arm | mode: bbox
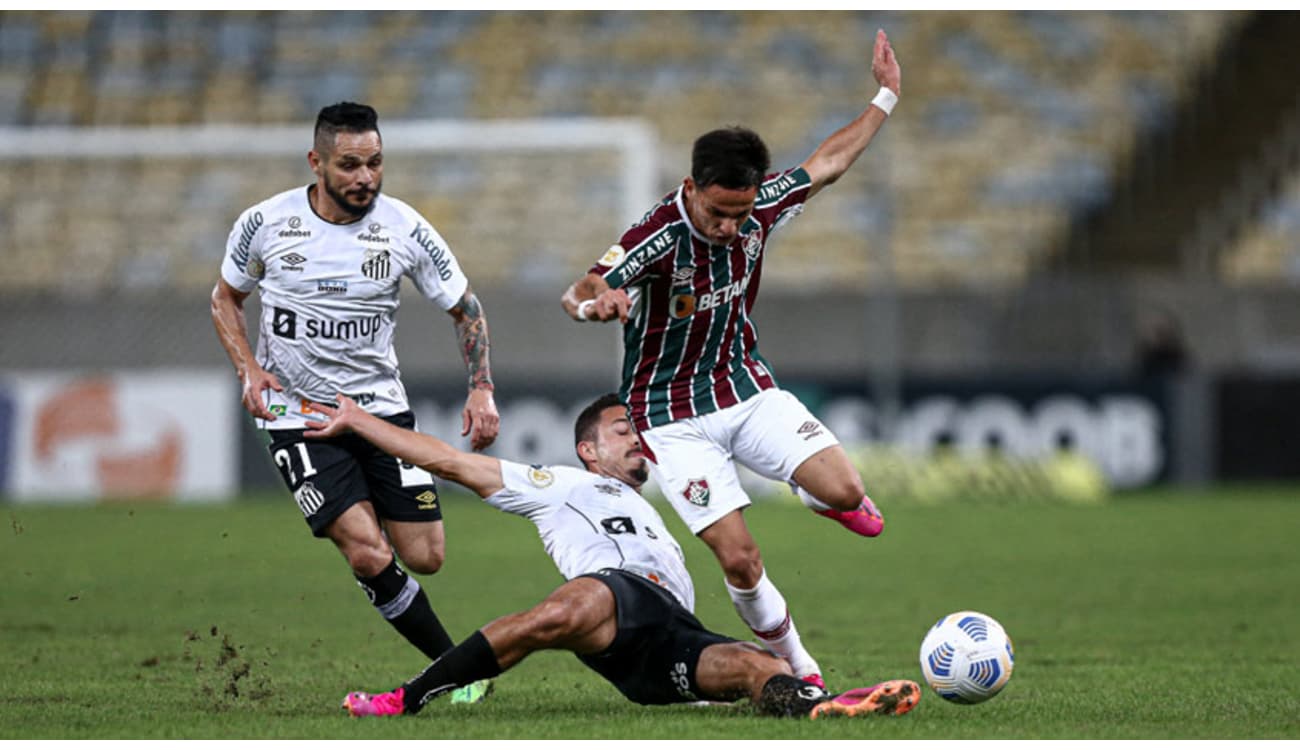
[451,290,493,390]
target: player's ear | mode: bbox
[307,150,322,176]
[576,439,598,466]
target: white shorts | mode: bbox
[640,388,840,535]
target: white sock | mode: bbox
[795,485,832,512]
[725,571,822,678]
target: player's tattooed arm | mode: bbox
[448,286,500,451]
[448,287,493,391]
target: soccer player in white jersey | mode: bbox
[210,102,498,701]
[303,393,918,720]
[560,31,901,688]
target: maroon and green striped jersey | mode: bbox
[589,167,812,431]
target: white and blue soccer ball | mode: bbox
[919,610,1015,704]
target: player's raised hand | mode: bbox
[303,394,359,438]
[593,288,632,324]
[873,29,900,95]
[241,365,284,421]
[462,386,500,451]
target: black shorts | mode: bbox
[266,411,441,537]
[576,569,738,705]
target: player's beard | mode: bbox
[628,458,649,486]
[323,174,381,218]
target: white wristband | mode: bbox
[871,87,898,116]
[576,299,596,322]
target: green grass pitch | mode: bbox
[2,485,1298,739]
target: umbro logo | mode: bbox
[797,421,824,441]
[281,252,307,270]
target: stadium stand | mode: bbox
[1224,166,1300,284]
[0,10,1249,294]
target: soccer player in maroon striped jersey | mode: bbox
[561,30,901,688]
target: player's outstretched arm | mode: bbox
[800,29,901,199]
[304,395,506,497]
[447,286,500,452]
[210,278,283,421]
[562,272,631,323]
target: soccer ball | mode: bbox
[918,610,1015,704]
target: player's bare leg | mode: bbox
[791,445,883,537]
[325,503,456,662]
[479,577,619,666]
[694,641,794,702]
[327,501,395,576]
[699,510,823,686]
[386,519,446,575]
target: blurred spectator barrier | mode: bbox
[0,369,236,501]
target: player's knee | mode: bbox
[401,545,445,575]
[717,546,764,588]
[344,543,394,578]
[524,600,585,645]
[820,474,867,511]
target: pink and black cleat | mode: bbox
[342,687,406,717]
[809,679,920,719]
[814,496,884,537]
[800,673,827,691]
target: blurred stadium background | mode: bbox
[1,9,1298,503]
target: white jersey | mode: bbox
[221,187,468,429]
[487,460,696,612]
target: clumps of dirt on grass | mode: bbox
[185,625,274,708]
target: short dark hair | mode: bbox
[573,393,626,466]
[691,126,770,189]
[314,102,380,154]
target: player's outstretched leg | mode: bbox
[342,688,406,717]
[757,674,919,719]
[808,679,920,719]
[449,679,494,704]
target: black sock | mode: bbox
[401,630,503,714]
[757,674,830,718]
[356,557,454,660]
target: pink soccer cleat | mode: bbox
[808,680,919,719]
[801,674,827,691]
[814,496,884,537]
[342,687,406,717]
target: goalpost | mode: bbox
[0,117,658,228]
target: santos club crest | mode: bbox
[361,249,391,280]
[682,478,710,507]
